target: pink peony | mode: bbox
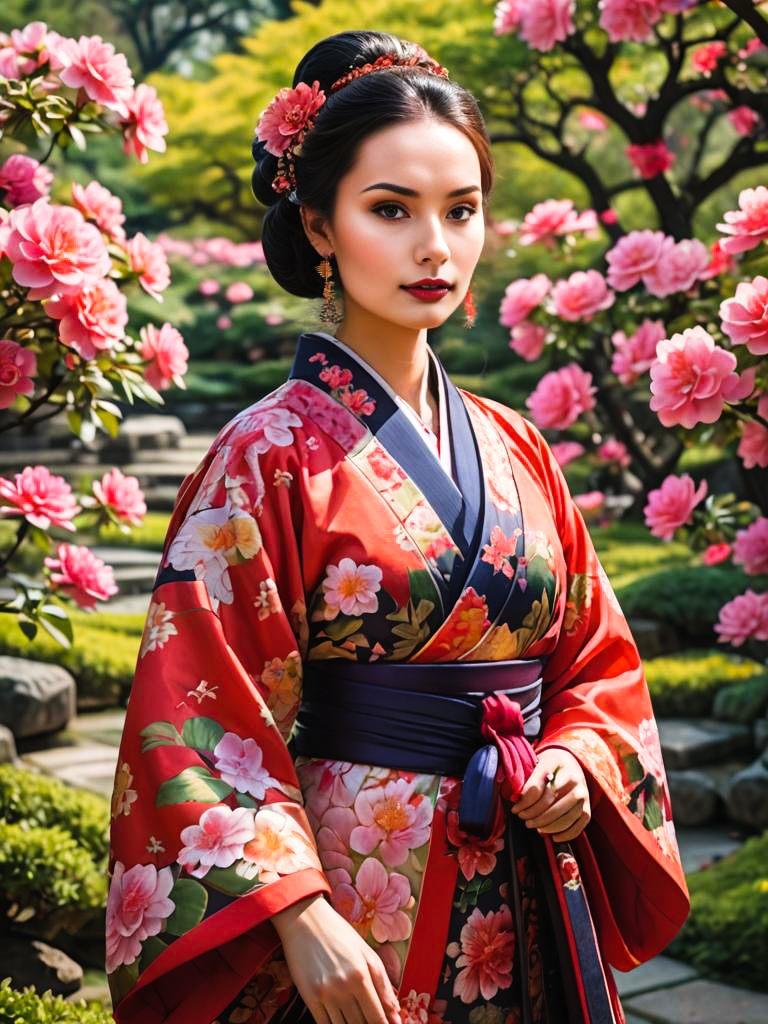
[649,326,755,428]
[453,904,515,1003]
[199,279,220,296]
[720,276,768,356]
[350,778,433,867]
[526,363,596,430]
[518,0,575,52]
[702,543,731,566]
[0,21,67,78]
[643,473,707,540]
[732,518,768,576]
[138,323,189,391]
[126,232,171,301]
[121,83,168,164]
[643,239,709,298]
[92,467,147,527]
[606,230,671,292]
[178,805,255,878]
[0,465,80,531]
[45,278,128,359]
[44,542,118,608]
[550,440,585,467]
[494,0,523,34]
[331,857,412,942]
[611,319,666,387]
[0,340,36,408]
[598,0,664,43]
[0,154,53,206]
[106,862,175,973]
[739,421,768,469]
[728,106,758,136]
[598,439,630,466]
[518,199,597,246]
[58,35,135,117]
[574,491,605,516]
[579,110,607,132]
[256,80,326,158]
[71,181,126,242]
[509,321,547,362]
[626,141,674,179]
[5,198,111,300]
[717,186,768,255]
[225,281,254,304]
[692,42,727,74]
[498,274,551,327]
[552,269,615,321]
[212,731,279,799]
[714,591,768,646]
[700,239,737,280]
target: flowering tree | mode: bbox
[0,20,186,643]
[492,1,768,649]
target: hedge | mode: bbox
[668,831,768,992]
[644,650,768,717]
[0,765,109,863]
[0,979,111,1024]
[711,674,768,725]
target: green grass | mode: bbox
[645,649,767,717]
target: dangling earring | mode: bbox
[316,256,340,323]
[463,283,476,329]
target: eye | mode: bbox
[373,202,406,219]
[372,202,479,222]
[449,204,479,222]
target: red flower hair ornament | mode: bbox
[254,51,450,202]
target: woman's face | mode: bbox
[302,117,486,336]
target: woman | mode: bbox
[107,30,689,1024]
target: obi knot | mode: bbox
[457,693,538,838]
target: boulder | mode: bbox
[667,769,719,825]
[658,718,752,770]
[0,722,17,763]
[724,757,768,829]
[628,617,679,659]
[2,935,83,996]
[0,656,76,738]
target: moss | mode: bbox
[645,650,767,717]
[0,978,112,1023]
[712,674,768,724]
[0,764,109,863]
[668,832,768,992]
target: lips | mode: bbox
[402,280,452,289]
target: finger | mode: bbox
[350,976,391,1024]
[365,952,401,1022]
[515,786,556,821]
[319,1001,346,1024]
[534,802,584,836]
[339,996,367,1024]
[524,787,587,829]
[552,811,591,843]
[510,766,551,813]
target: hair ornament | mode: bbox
[254,49,450,200]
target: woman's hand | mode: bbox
[509,747,591,843]
[272,892,402,1024]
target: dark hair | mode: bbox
[250,30,494,299]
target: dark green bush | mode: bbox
[616,566,767,640]
[668,831,768,991]
[0,765,109,863]
[645,650,767,717]
[712,674,768,724]
[0,821,105,927]
[0,978,111,1023]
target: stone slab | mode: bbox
[613,956,698,998]
[22,742,119,771]
[658,718,752,769]
[89,547,162,566]
[676,824,746,873]
[69,710,126,736]
[104,593,152,615]
[624,978,768,1023]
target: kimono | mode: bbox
[107,330,689,1024]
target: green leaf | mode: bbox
[156,766,233,806]
[181,716,226,752]
[204,863,259,896]
[18,619,37,641]
[643,798,663,832]
[139,935,168,969]
[68,123,87,150]
[37,614,72,648]
[624,752,644,784]
[93,405,120,437]
[164,878,208,936]
[323,616,364,641]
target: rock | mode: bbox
[99,413,186,457]
[2,935,83,996]
[755,716,768,753]
[725,757,768,829]
[0,656,76,738]
[658,718,752,770]
[667,770,719,825]
[628,617,680,659]
[0,722,17,762]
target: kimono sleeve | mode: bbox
[528,424,689,970]
[107,429,330,1024]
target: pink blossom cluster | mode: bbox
[626,141,675,179]
[552,269,614,322]
[550,441,585,468]
[157,233,266,268]
[509,322,548,362]
[92,467,147,527]
[598,1,696,43]
[605,231,709,298]
[738,394,768,470]
[720,276,768,356]
[692,42,727,74]
[493,0,575,51]
[138,324,189,391]
[518,199,598,247]
[598,439,630,467]
[525,363,596,430]
[0,155,53,207]
[0,340,37,408]
[499,273,550,328]
[643,473,707,541]
[717,187,768,255]
[44,542,119,609]
[715,591,768,647]
[611,319,666,388]
[732,518,768,577]
[727,106,759,137]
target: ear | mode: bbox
[300,205,335,257]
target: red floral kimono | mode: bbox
[107,331,689,1024]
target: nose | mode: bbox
[416,213,451,266]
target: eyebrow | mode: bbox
[360,182,481,197]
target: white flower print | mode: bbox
[322,558,382,617]
[139,600,177,658]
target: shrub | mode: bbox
[645,650,767,717]
[712,675,768,725]
[99,512,169,550]
[615,566,767,641]
[668,832,768,992]
[0,978,112,1023]
[0,765,109,863]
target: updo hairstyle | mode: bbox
[250,30,494,299]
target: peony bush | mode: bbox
[0,21,185,644]
[493,1,768,651]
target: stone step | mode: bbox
[623,978,768,1023]
[111,565,157,594]
[667,759,753,826]
[140,484,184,511]
[21,741,119,798]
[613,955,698,999]
[659,718,753,770]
